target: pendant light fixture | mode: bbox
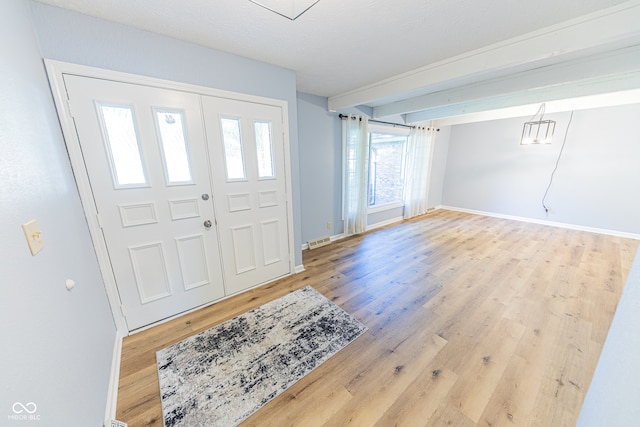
[521,103,556,145]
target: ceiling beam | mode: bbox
[376,44,640,120]
[327,1,640,113]
[405,71,640,124]
[431,88,640,127]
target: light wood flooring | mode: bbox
[116,210,639,426]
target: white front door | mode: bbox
[202,96,291,294]
[64,75,225,331]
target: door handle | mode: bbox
[204,220,212,229]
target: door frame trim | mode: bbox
[45,59,296,336]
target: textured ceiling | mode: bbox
[34,0,630,98]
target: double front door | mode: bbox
[64,75,291,331]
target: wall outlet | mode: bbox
[327,221,332,230]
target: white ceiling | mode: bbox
[36,0,640,121]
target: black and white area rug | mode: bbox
[156,286,367,427]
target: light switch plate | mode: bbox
[22,219,44,256]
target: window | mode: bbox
[220,117,246,180]
[368,128,408,208]
[98,104,148,188]
[154,109,193,185]
[254,121,275,178]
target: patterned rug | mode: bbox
[156,286,367,427]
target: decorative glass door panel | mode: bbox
[64,75,225,331]
[203,97,290,294]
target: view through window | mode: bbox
[368,132,408,207]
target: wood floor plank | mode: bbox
[480,352,543,427]
[374,366,459,427]
[330,332,448,426]
[116,210,639,426]
[456,318,526,423]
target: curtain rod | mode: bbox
[338,113,439,131]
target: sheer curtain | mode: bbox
[342,115,369,235]
[403,126,435,219]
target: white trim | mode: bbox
[45,59,297,337]
[330,233,347,242]
[279,98,297,280]
[45,60,129,334]
[46,59,289,107]
[302,217,403,251]
[366,215,404,232]
[441,206,640,240]
[294,264,305,274]
[104,331,123,425]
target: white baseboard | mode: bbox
[104,331,124,426]
[301,217,406,251]
[366,216,404,231]
[294,264,305,274]
[330,233,347,242]
[441,206,640,240]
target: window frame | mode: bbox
[366,124,410,213]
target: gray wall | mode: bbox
[1,0,116,425]
[577,246,640,426]
[428,126,451,209]
[442,104,640,235]
[30,1,303,267]
[297,93,344,242]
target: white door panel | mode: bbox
[203,97,290,294]
[64,75,225,330]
